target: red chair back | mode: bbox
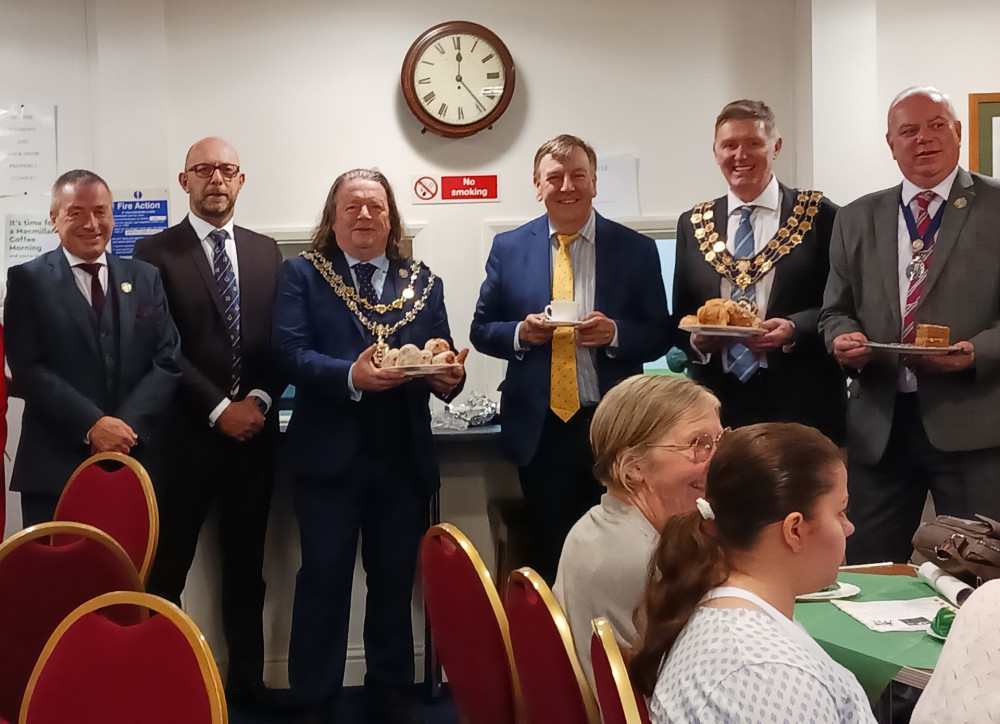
[55,452,158,584]
[0,522,143,723]
[421,523,520,724]
[589,618,650,724]
[505,567,600,724]
[20,591,226,724]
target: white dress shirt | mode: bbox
[896,165,959,393]
[62,247,108,304]
[344,251,390,400]
[513,209,618,407]
[186,213,270,423]
[692,175,782,370]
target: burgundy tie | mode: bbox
[76,263,105,316]
[902,190,938,343]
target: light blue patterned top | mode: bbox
[649,603,876,723]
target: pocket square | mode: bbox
[135,304,165,320]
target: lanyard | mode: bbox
[900,198,945,249]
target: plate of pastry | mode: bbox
[678,298,765,337]
[795,581,862,602]
[378,338,461,375]
[863,324,961,355]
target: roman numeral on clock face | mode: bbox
[487,72,500,80]
[438,103,448,117]
[481,53,494,63]
[423,91,436,104]
[452,36,461,50]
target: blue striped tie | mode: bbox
[728,205,758,382]
[209,229,241,395]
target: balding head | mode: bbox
[180,136,245,225]
[886,86,961,189]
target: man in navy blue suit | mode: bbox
[471,134,671,583]
[274,168,466,724]
[5,169,181,526]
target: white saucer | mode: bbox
[540,318,584,328]
[394,363,462,377]
[795,582,862,602]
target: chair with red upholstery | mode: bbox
[0,522,143,723]
[421,523,520,724]
[505,567,600,724]
[590,617,650,724]
[54,451,158,584]
[20,591,226,724]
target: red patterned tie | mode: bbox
[901,190,938,343]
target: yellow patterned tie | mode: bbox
[550,233,580,422]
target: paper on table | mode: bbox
[916,562,974,607]
[831,596,955,633]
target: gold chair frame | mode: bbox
[20,591,227,724]
[424,523,523,718]
[56,452,159,585]
[507,567,601,724]
[591,617,644,724]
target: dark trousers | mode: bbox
[146,423,274,692]
[287,450,429,710]
[847,393,1000,564]
[19,492,59,528]
[517,407,603,584]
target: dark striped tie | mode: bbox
[210,229,241,394]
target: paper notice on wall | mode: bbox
[110,188,169,258]
[0,104,57,196]
[594,153,640,219]
[5,214,58,268]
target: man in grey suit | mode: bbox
[821,86,1000,563]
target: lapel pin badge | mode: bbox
[954,197,968,209]
[120,282,133,293]
[398,268,408,278]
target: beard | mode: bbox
[194,192,236,222]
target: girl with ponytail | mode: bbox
[632,422,875,723]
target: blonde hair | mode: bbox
[590,375,719,494]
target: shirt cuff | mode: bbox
[247,388,272,413]
[513,322,526,352]
[605,322,620,358]
[689,336,711,365]
[208,398,231,426]
[347,363,363,402]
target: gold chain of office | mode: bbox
[300,250,436,353]
[690,190,824,290]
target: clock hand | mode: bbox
[456,51,462,80]
[459,78,487,113]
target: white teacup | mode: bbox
[544,300,581,322]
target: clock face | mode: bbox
[412,33,507,127]
[401,21,515,138]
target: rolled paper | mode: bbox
[918,561,974,607]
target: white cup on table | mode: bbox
[544,300,581,322]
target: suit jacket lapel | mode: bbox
[49,250,100,358]
[107,255,137,348]
[922,169,974,300]
[529,216,552,312]
[874,187,903,333]
[181,218,228,324]
[767,185,795,310]
[328,249,369,340]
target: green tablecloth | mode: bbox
[795,572,945,702]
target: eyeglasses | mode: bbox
[186,163,241,180]
[649,427,731,463]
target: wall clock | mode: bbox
[401,21,515,139]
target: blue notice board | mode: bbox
[111,188,169,257]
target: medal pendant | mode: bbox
[911,239,924,253]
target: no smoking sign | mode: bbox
[411,173,500,204]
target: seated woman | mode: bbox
[911,578,1000,723]
[553,374,721,682]
[631,423,875,724]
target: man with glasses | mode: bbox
[133,137,285,713]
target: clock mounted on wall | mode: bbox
[401,21,515,139]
